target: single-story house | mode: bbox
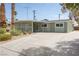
[15,19,74,33]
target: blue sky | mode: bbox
[5,3,69,21]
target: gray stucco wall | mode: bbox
[15,21,33,32]
[15,20,73,33]
[54,22,65,33]
[48,23,55,32]
[40,23,51,32]
[39,23,55,32]
[54,21,73,33]
[64,22,67,32]
[67,21,74,32]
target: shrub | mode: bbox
[10,29,22,36]
[0,28,6,34]
[2,24,7,28]
[0,32,12,41]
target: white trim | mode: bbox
[41,23,48,28]
[55,22,64,28]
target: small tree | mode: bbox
[60,3,79,27]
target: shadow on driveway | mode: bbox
[19,39,79,56]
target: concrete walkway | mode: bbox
[0,31,79,56]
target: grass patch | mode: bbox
[0,32,12,41]
[10,28,22,36]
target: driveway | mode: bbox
[0,31,79,56]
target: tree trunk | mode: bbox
[11,3,15,29]
[69,11,78,27]
[1,3,6,28]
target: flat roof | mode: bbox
[15,19,71,23]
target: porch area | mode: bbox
[33,22,55,32]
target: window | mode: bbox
[41,24,47,27]
[60,24,63,27]
[56,23,64,28]
[56,24,59,27]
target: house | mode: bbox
[15,19,74,33]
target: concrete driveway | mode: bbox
[0,31,79,56]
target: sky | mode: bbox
[4,3,69,21]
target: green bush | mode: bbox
[2,24,7,28]
[10,29,22,36]
[0,32,12,41]
[0,28,6,34]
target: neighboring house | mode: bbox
[15,19,74,33]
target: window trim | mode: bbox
[55,22,64,28]
[41,23,48,28]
